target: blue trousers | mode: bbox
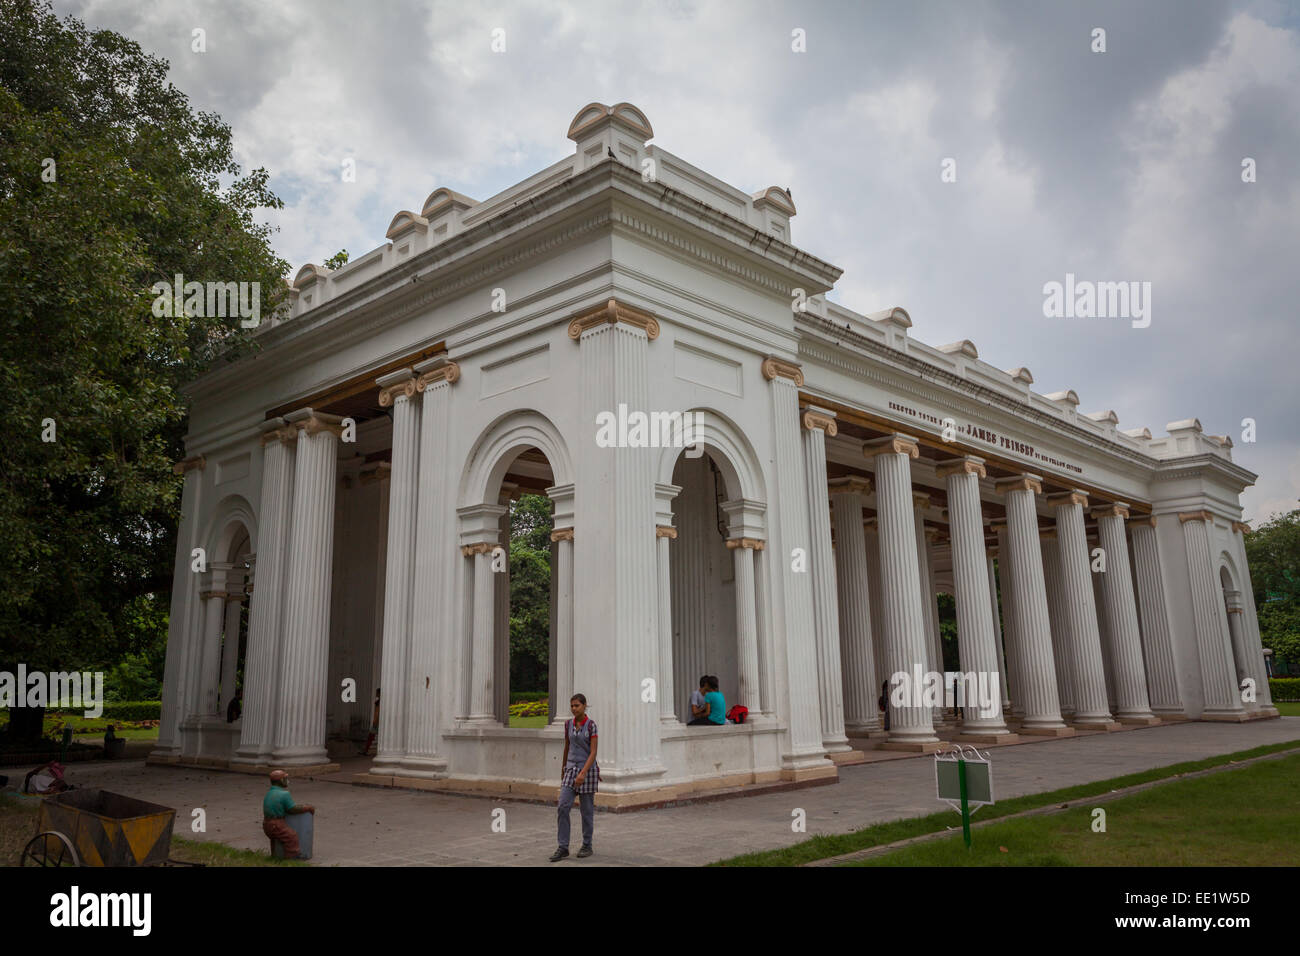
[557,786,594,849]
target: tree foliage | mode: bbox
[1245,509,1300,671]
[0,0,288,678]
[508,494,553,692]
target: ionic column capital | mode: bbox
[923,527,948,545]
[567,298,660,341]
[200,589,229,601]
[461,542,497,557]
[1039,527,1058,540]
[550,528,575,543]
[864,433,919,460]
[935,456,987,479]
[828,476,871,497]
[760,356,804,386]
[415,356,461,389]
[358,461,391,485]
[655,525,677,540]
[1179,510,1213,524]
[1231,521,1251,535]
[911,491,931,511]
[725,537,766,550]
[801,408,837,436]
[988,517,1009,532]
[377,370,419,406]
[286,408,345,437]
[173,454,207,474]
[260,422,297,447]
[1091,502,1131,520]
[1127,515,1158,529]
[862,517,878,533]
[994,474,1043,496]
[1046,490,1089,509]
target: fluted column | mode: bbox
[547,484,575,725]
[1229,521,1276,713]
[198,567,231,716]
[802,407,850,753]
[399,357,460,775]
[156,455,207,757]
[218,587,244,716]
[727,538,763,712]
[494,484,516,724]
[1039,530,1076,716]
[1224,589,1251,688]
[995,475,1070,734]
[865,434,938,750]
[459,497,506,724]
[863,519,887,710]
[372,371,420,769]
[1127,517,1185,717]
[570,301,664,783]
[761,359,826,768]
[753,542,775,718]
[991,521,1026,716]
[937,457,1011,738]
[1093,503,1157,723]
[1181,511,1245,717]
[829,477,881,735]
[912,494,943,681]
[986,548,1011,709]
[1046,491,1114,728]
[271,410,342,765]
[654,482,681,725]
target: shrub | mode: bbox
[1268,677,1300,701]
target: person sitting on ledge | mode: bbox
[688,676,726,726]
[689,675,710,723]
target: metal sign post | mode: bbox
[935,745,995,848]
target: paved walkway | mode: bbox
[21,719,1299,866]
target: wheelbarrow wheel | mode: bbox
[21,831,80,867]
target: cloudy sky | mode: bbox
[59,0,1300,523]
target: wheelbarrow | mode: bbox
[20,788,201,867]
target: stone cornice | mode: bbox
[761,357,804,386]
[567,298,660,341]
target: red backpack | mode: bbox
[726,704,748,724]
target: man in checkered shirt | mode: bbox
[551,693,599,860]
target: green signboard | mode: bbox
[935,746,995,848]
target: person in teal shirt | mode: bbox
[262,769,313,858]
[688,676,727,725]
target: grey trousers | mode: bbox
[557,786,595,849]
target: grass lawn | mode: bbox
[714,738,1300,866]
[1274,701,1300,716]
[508,715,548,729]
[851,751,1300,866]
[0,793,303,867]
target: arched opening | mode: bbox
[195,516,253,723]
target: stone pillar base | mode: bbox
[780,763,839,783]
[826,749,867,766]
[1072,720,1124,732]
[1246,707,1280,720]
[954,732,1020,745]
[1118,715,1162,726]
[1017,725,1076,737]
[1152,710,1190,721]
[1198,710,1251,722]
[880,739,945,753]
[846,730,891,740]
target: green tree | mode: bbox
[0,0,287,738]
[508,494,553,692]
[1243,509,1300,673]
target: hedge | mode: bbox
[1269,678,1300,701]
[509,692,548,704]
[42,701,162,722]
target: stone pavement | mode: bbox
[25,719,1299,866]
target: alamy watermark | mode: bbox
[151,273,261,328]
[0,666,104,718]
[1042,273,1151,328]
[595,404,704,457]
[889,666,999,718]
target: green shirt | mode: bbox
[263,785,295,818]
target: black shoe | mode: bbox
[576,845,593,858]
[549,847,569,862]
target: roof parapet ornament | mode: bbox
[566,101,654,144]
[1045,389,1079,406]
[939,340,979,359]
[292,263,327,289]
[385,210,428,241]
[1166,418,1203,434]
[751,186,796,217]
[1121,426,1152,440]
[866,307,911,329]
[1085,410,1119,426]
[421,188,478,219]
[1005,367,1034,385]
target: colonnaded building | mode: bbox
[151,102,1277,806]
